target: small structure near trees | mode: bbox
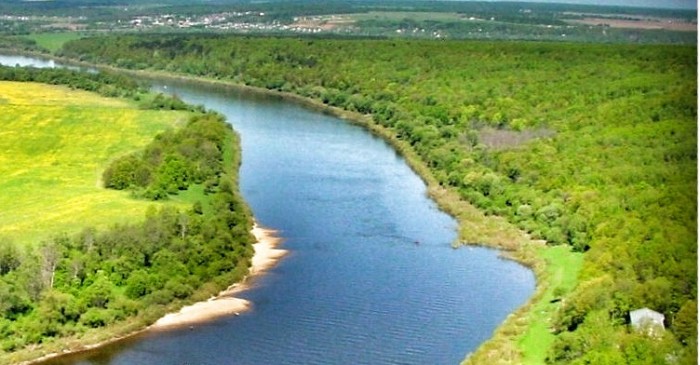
[630,307,665,337]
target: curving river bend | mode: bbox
[2,55,535,365]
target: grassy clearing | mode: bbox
[460,244,582,365]
[24,32,83,53]
[0,81,189,245]
[519,245,583,364]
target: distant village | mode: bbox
[124,12,333,34]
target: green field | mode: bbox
[25,32,82,52]
[0,81,190,245]
[347,11,467,22]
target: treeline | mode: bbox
[60,34,697,364]
[0,36,38,49]
[0,64,143,98]
[0,64,202,110]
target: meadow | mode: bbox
[0,81,190,245]
[26,32,82,53]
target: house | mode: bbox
[630,307,665,337]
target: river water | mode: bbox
[1,55,535,364]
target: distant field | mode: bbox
[25,32,83,52]
[348,11,466,22]
[0,81,190,245]
[565,17,697,31]
[290,12,475,32]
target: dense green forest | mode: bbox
[0,66,254,360]
[59,34,697,363]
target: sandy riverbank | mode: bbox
[17,224,287,365]
[151,224,287,329]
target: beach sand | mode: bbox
[151,223,287,329]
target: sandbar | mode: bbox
[151,223,287,329]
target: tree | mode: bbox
[0,239,21,275]
[0,279,31,319]
[103,154,140,189]
[673,300,697,346]
[39,241,62,290]
[82,273,113,309]
[124,270,151,299]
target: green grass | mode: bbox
[519,245,583,364]
[24,32,82,53]
[0,81,190,245]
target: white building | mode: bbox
[630,307,665,337]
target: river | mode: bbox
[1,55,535,365]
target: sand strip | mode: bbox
[151,223,287,329]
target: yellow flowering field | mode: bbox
[0,81,189,245]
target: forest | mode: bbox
[58,34,697,364]
[0,66,254,362]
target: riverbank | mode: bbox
[16,223,286,365]
[151,224,287,329]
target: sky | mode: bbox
[450,0,697,10]
[519,0,696,10]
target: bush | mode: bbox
[103,155,141,190]
[124,270,151,299]
[80,308,116,328]
[145,289,175,306]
